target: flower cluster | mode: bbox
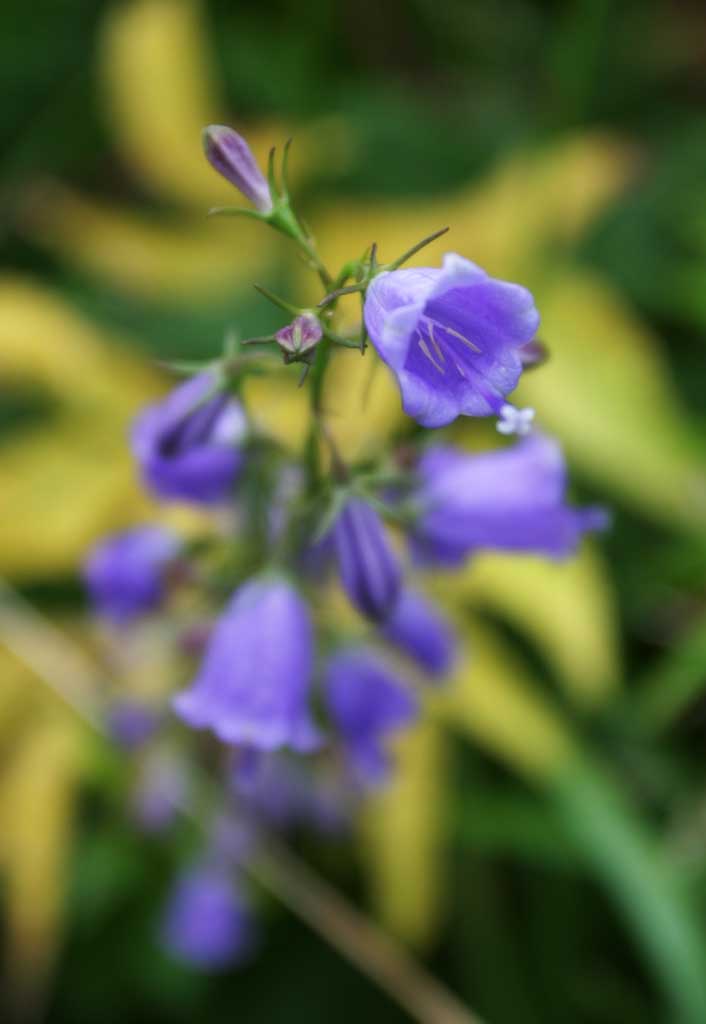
[84,125,607,969]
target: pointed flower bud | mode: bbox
[83,526,180,624]
[132,371,246,504]
[161,865,256,970]
[363,253,540,429]
[326,649,418,786]
[173,576,321,752]
[275,314,322,360]
[330,497,403,622]
[203,125,273,213]
[381,589,457,679]
[411,433,609,566]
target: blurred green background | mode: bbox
[1,1,706,1022]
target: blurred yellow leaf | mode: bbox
[0,716,80,1015]
[360,718,446,947]
[0,277,164,577]
[433,546,620,708]
[436,619,576,782]
[99,0,352,209]
[324,347,407,463]
[517,271,706,530]
[21,186,275,301]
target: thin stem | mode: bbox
[0,581,483,1024]
[252,840,484,1024]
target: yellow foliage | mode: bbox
[436,620,576,782]
[0,277,164,577]
[360,718,446,947]
[21,186,275,300]
[0,715,80,1012]
[99,0,352,209]
[517,271,706,529]
[433,546,620,708]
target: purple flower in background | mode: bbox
[326,649,418,786]
[132,749,187,834]
[203,125,273,213]
[107,700,159,749]
[381,590,456,679]
[161,865,256,970]
[231,749,351,834]
[132,372,246,504]
[364,253,539,429]
[331,498,402,622]
[412,433,609,567]
[173,576,321,752]
[83,526,179,624]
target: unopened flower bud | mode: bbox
[275,314,322,361]
[203,125,273,214]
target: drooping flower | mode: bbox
[326,649,418,786]
[173,576,321,752]
[381,590,456,679]
[203,125,273,213]
[161,864,256,970]
[132,372,246,504]
[330,498,402,622]
[83,526,180,624]
[411,432,609,567]
[363,253,540,429]
[275,313,322,361]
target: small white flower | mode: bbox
[496,404,535,436]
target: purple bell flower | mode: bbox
[203,125,273,213]
[411,432,609,567]
[381,590,456,679]
[326,649,418,786]
[173,576,321,752]
[161,864,256,970]
[363,253,540,429]
[331,498,402,622]
[83,525,179,624]
[132,372,246,504]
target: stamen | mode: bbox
[418,336,446,374]
[445,326,482,354]
[427,321,446,364]
[452,360,468,379]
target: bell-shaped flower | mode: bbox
[326,649,418,786]
[364,253,540,429]
[203,125,273,213]
[132,372,246,504]
[411,433,608,566]
[161,864,256,970]
[83,525,180,624]
[173,576,321,752]
[330,497,402,622]
[381,589,456,679]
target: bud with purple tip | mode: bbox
[330,498,403,622]
[203,125,273,214]
[275,314,322,362]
